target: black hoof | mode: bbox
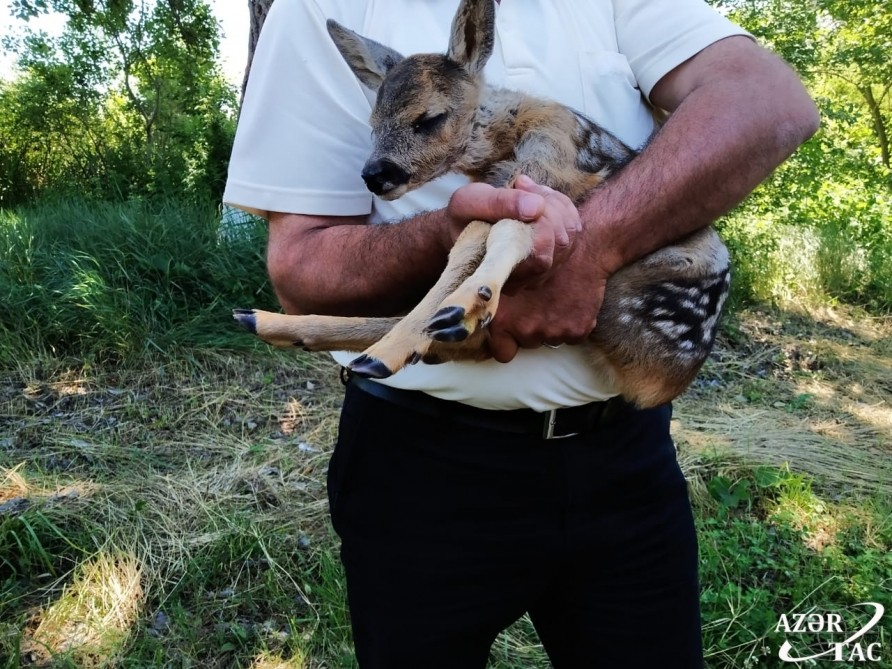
[477,285,493,301]
[233,309,257,334]
[406,352,422,365]
[426,305,466,333]
[429,325,470,343]
[349,354,394,379]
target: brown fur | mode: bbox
[237,0,731,408]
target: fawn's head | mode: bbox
[327,0,495,199]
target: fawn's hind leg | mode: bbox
[345,220,492,378]
[232,309,492,365]
[233,310,402,351]
[591,227,731,408]
[426,218,534,342]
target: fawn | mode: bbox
[234,0,731,409]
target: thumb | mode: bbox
[449,182,544,223]
[489,328,520,363]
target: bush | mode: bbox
[718,176,892,312]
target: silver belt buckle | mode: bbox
[542,409,579,440]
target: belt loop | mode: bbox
[542,408,581,440]
[542,409,557,439]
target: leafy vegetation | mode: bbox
[698,467,892,668]
[0,0,235,205]
[712,0,892,311]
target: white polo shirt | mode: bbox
[225,0,747,411]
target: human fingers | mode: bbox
[488,326,520,363]
[513,175,582,238]
[506,224,555,288]
[505,176,582,286]
[447,182,545,226]
[491,237,607,357]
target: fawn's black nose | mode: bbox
[361,159,409,195]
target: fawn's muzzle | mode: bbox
[361,159,409,196]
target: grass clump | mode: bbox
[0,198,277,363]
[25,551,144,667]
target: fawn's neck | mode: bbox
[457,85,534,175]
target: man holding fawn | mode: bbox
[225,0,818,666]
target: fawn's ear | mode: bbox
[327,20,404,92]
[447,0,495,76]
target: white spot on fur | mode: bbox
[653,320,692,338]
[680,299,706,316]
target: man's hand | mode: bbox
[488,229,608,363]
[507,176,583,288]
[448,175,593,362]
[445,175,581,285]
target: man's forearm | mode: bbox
[579,38,820,275]
[268,210,453,317]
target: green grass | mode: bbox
[0,198,278,362]
[696,464,892,668]
[1,197,890,666]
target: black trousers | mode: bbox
[327,382,703,669]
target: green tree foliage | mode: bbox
[716,0,890,173]
[711,0,891,311]
[0,0,236,205]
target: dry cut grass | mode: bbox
[675,305,892,496]
[1,304,890,667]
[2,350,347,666]
[24,552,143,667]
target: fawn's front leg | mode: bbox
[345,220,491,378]
[425,218,535,342]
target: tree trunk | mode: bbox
[859,83,890,170]
[241,0,276,108]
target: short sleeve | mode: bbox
[613,0,751,101]
[223,0,374,219]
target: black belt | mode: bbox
[344,370,630,440]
